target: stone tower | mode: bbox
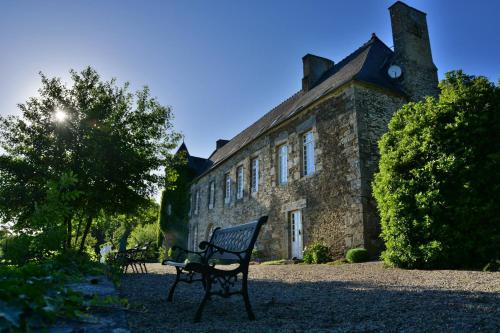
[389,1,439,100]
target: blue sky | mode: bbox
[1,0,499,158]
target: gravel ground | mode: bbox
[119,262,500,333]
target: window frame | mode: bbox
[302,131,315,176]
[208,180,215,209]
[194,189,200,215]
[250,158,259,193]
[278,144,288,185]
[224,173,231,204]
[236,165,244,199]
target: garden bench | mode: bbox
[162,216,267,322]
[111,242,152,274]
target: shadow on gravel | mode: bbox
[120,270,500,333]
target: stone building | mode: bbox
[184,1,438,259]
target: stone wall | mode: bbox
[189,82,410,260]
[189,83,368,259]
[389,2,439,100]
[354,83,407,255]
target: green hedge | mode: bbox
[303,243,330,264]
[346,248,369,263]
[373,71,500,269]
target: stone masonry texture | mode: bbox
[189,83,406,259]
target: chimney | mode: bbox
[302,54,334,92]
[216,139,229,150]
[389,1,439,100]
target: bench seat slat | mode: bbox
[164,261,187,268]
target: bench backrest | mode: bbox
[204,216,267,263]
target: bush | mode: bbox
[167,246,185,262]
[127,223,158,248]
[2,234,32,266]
[251,249,264,261]
[373,71,500,269]
[346,248,369,263]
[303,243,331,264]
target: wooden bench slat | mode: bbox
[163,261,186,268]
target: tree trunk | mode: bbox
[65,216,72,250]
[74,218,82,248]
[79,216,93,253]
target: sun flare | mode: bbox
[54,109,68,122]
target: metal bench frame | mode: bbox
[162,216,267,322]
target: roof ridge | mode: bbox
[197,34,402,179]
[267,90,303,114]
[226,90,303,141]
[334,35,377,69]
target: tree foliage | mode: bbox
[373,71,500,269]
[0,67,180,255]
[94,199,159,252]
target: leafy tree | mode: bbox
[0,67,180,253]
[93,199,159,252]
[127,223,158,248]
[373,71,500,269]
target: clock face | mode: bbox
[388,65,402,79]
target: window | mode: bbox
[208,181,215,209]
[192,225,198,250]
[278,145,288,184]
[224,173,231,204]
[236,166,244,199]
[303,131,315,176]
[194,190,200,215]
[250,158,259,193]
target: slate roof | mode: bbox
[200,35,405,177]
[176,142,213,176]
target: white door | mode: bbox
[290,210,303,259]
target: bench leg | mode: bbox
[194,275,212,323]
[242,273,255,320]
[167,266,181,302]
